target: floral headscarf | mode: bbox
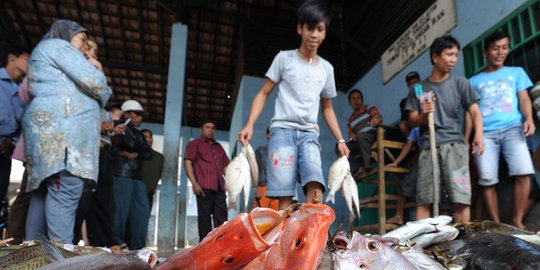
[42,19,87,42]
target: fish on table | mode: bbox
[436,231,540,270]
[0,242,79,270]
[36,238,156,270]
[156,207,283,270]
[243,203,336,270]
[383,215,453,244]
[410,224,459,248]
[399,245,446,270]
[333,231,417,270]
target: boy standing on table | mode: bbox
[238,0,349,210]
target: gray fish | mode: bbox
[0,243,78,270]
[438,232,540,270]
[36,238,156,270]
[482,220,534,235]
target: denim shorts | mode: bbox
[266,128,325,197]
[475,124,534,186]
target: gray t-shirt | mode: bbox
[265,49,336,133]
[404,76,479,150]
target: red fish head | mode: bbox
[156,208,282,270]
[280,204,336,269]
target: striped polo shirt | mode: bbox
[184,136,230,191]
[347,105,381,135]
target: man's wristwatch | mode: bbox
[337,139,346,144]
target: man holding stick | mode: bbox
[405,35,484,222]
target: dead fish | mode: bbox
[482,220,534,235]
[514,234,540,246]
[0,242,78,270]
[400,246,446,270]
[326,156,350,204]
[37,238,156,270]
[341,171,360,219]
[243,203,336,270]
[333,231,417,270]
[437,232,540,270]
[156,207,283,270]
[316,245,335,270]
[383,215,453,244]
[411,224,459,248]
[225,152,251,210]
[242,143,259,186]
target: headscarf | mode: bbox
[42,19,87,42]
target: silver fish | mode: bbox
[326,156,350,204]
[383,215,453,244]
[513,234,540,246]
[400,246,446,270]
[225,152,252,210]
[242,143,259,186]
[411,224,459,248]
[333,231,417,270]
[341,171,360,219]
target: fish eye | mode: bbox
[222,255,234,264]
[294,237,305,249]
[366,240,379,252]
[357,261,368,269]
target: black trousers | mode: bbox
[0,155,11,208]
[347,129,377,171]
[80,147,118,247]
[196,187,227,242]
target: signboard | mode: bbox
[381,0,457,83]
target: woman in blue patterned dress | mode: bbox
[23,20,111,243]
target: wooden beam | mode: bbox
[6,0,31,44]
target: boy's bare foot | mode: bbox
[305,182,324,204]
[312,189,322,204]
[387,216,403,225]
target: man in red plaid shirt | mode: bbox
[184,120,230,242]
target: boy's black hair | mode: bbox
[429,35,460,65]
[297,0,330,30]
[483,30,510,51]
[0,44,31,67]
[348,89,363,102]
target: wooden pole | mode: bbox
[414,83,440,217]
[428,112,440,216]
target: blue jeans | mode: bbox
[266,128,325,197]
[114,177,150,249]
[476,124,534,186]
[26,170,84,243]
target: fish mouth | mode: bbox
[249,208,284,245]
[332,233,350,249]
[295,203,336,221]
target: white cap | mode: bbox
[121,100,144,112]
